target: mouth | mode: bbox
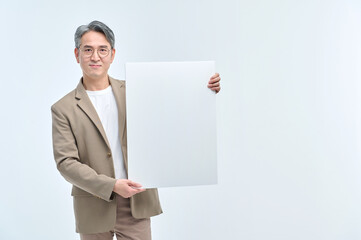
[89,64,102,69]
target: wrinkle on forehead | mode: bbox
[80,31,111,48]
[82,45,109,49]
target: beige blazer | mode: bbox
[51,77,162,234]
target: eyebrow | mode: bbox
[82,45,110,49]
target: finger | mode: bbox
[212,86,221,93]
[128,188,146,197]
[130,187,145,193]
[209,74,220,80]
[208,82,220,87]
[208,76,221,84]
[211,73,219,78]
[209,86,221,92]
[208,85,218,90]
[128,180,143,188]
[127,180,142,188]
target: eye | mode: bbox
[99,48,108,52]
[84,48,93,52]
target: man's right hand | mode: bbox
[113,179,146,198]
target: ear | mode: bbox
[74,48,80,63]
[110,48,116,63]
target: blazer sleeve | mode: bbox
[51,105,117,202]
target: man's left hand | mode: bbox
[208,73,221,93]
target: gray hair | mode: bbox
[74,20,115,49]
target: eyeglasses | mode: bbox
[80,47,111,58]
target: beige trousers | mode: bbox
[80,195,151,240]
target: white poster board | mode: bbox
[125,61,217,188]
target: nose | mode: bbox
[90,50,100,61]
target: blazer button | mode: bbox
[107,152,112,157]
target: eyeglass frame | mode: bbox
[78,45,113,58]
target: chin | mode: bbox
[87,71,104,77]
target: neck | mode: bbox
[82,74,110,91]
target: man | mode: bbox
[51,20,221,240]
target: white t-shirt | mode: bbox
[86,85,126,179]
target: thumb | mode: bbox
[127,180,143,188]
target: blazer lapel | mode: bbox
[109,77,126,141]
[109,77,128,170]
[75,78,111,150]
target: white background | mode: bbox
[1,0,361,239]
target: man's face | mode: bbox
[74,31,115,80]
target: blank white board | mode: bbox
[125,61,217,188]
